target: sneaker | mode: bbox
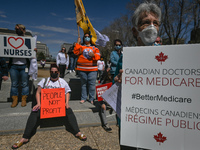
[73,70,75,72]
[103,124,112,132]
[69,70,72,73]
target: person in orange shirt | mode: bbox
[74,33,100,104]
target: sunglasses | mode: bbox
[50,71,59,74]
[115,44,121,46]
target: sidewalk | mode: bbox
[0,69,120,149]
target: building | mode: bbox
[61,43,73,53]
[36,41,50,58]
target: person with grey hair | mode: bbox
[113,2,162,150]
[132,2,161,46]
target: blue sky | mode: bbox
[0,0,131,57]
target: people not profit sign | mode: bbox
[40,88,66,119]
[121,44,200,150]
[0,35,36,58]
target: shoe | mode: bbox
[90,101,94,105]
[69,70,72,73]
[11,96,18,108]
[73,70,75,72]
[21,95,27,107]
[80,100,86,104]
[103,124,112,132]
[75,133,87,141]
[12,139,29,149]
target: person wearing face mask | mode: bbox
[110,39,123,81]
[11,64,87,149]
[112,2,161,150]
[97,56,105,81]
[74,33,100,104]
[56,47,69,78]
[9,24,37,108]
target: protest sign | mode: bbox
[0,35,36,58]
[121,44,200,150]
[96,82,112,101]
[40,88,66,119]
[101,82,121,118]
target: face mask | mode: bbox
[115,45,122,50]
[84,37,90,42]
[138,25,158,46]
[16,29,24,36]
[50,73,58,79]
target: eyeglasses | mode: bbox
[139,19,160,27]
[50,71,58,74]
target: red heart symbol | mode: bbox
[8,37,24,49]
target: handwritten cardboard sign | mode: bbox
[96,82,112,101]
[40,88,66,119]
[0,35,36,58]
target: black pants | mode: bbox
[23,108,80,139]
[59,64,66,78]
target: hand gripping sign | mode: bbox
[95,82,112,101]
[0,35,36,58]
[40,88,66,119]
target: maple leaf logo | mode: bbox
[155,52,168,64]
[154,132,167,145]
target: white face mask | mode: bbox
[138,24,158,46]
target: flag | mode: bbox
[74,0,109,47]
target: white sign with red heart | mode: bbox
[0,35,36,58]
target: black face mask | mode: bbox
[50,73,58,79]
[16,29,24,36]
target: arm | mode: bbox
[56,53,60,66]
[65,92,70,109]
[0,58,9,81]
[33,86,42,111]
[90,47,100,60]
[110,52,118,66]
[73,43,82,55]
[66,54,69,68]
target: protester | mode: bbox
[100,66,112,84]
[74,33,100,104]
[56,47,69,78]
[110,39,123,80]
[11,64,87,149]
[97,56,105,80]
[9,24,35,108]
[68,43,77,73]
[113,2,161,149]
[0,57,9,90]
[40,59,46,68]
[98,66,113,132]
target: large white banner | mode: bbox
[0,35,36,58]
[121,44,200,150]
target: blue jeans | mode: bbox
[70,57,77,70]
[79,71,97,102]
[9,65,29,96]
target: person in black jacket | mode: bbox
[68,43,77,73]
[0,57,9,90]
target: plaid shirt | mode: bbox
[0,57,8,77]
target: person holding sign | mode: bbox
[11,64,87,149]
[9,24,37,108]
[113,2,161,149]
[74,33,101,104]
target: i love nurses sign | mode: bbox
[0,35,36,58]
[121,44,200,150]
